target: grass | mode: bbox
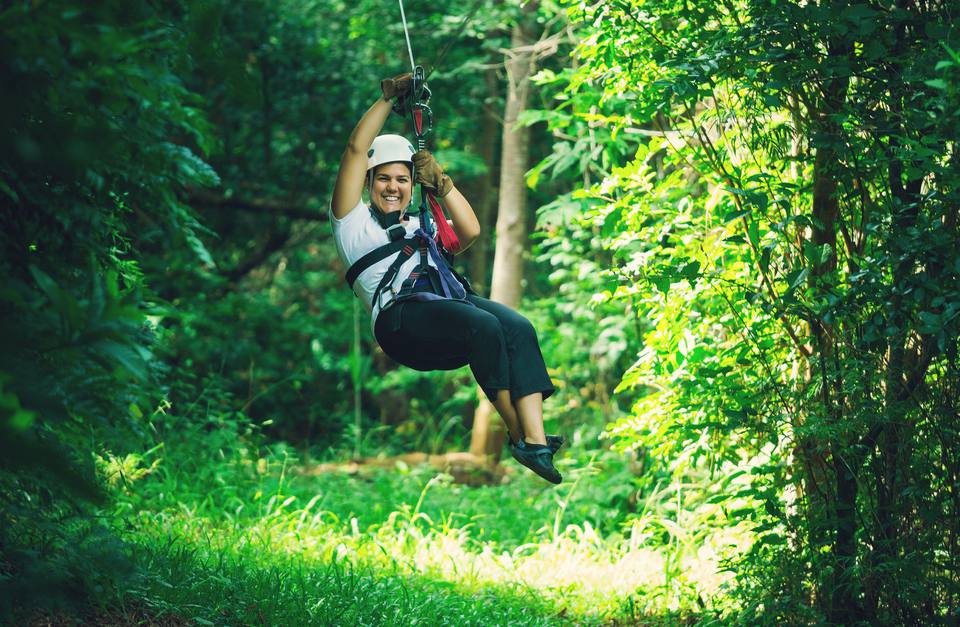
[3,420,752,625]
[84,426,749,626]
[121,532,565,626]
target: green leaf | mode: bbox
[747,220,760,247]
[652,275,672,293]
[784,267,809,293]
[760,245,773,275]
[725,209,750,223]
[681,261,701,284]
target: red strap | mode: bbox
[426,192,461,253]
[413,109,423,135]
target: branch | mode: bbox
[613,0,672,50]
[188,189,328,222]
[223,226,293,284]
[902,334,937,398]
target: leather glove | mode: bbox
[413,150,453,197]
[380,73,413,101]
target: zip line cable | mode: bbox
[397,0,417,72]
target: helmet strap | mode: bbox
[368,203,410,230]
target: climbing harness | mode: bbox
[345,208,474,315]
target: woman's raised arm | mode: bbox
[331,75,411,219]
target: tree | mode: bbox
[468,3,548,459]
[539,0,960,621]
[0,0,221,605]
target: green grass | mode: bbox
[121,530,566,626]
[4,422,749,625]
[83,427,750,625]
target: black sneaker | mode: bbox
[546,434,565,454]
[509,440,562,484]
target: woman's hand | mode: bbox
[381,73,413,101]
[414,150,479,248]
[413,150,453,197]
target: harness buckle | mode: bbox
[378,286,398,311]
[386,223,405,242]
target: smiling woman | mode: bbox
[329,74,565,485]
[370,161,412,216]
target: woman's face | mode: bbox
[369,162,413,213]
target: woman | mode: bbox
[330,74,563,484]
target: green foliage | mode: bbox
[529,0,960,622]
[0,0,220,616]
[0,0,219,466]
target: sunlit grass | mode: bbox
[108,444,755,624]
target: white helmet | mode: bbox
[367,134,415,172]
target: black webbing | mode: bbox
[345,238,410,288]
[370,242,418,310]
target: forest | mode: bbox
[1,0,958,624]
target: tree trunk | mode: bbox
[807,33,858,623]
[467,67,501,295]
[870,9,925,620]
[469,13,538,460]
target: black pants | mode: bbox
[374,295,555,403]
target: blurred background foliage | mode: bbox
[1,0,958,624]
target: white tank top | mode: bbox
[330,200,439,330]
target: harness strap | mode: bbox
[395,238,439,300]
[370,242,418,310]
[345,237,409,289]
[425,191,460,253]
[346,231,469,310]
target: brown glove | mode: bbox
[380,73,413,101]
[413,150,453,197]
